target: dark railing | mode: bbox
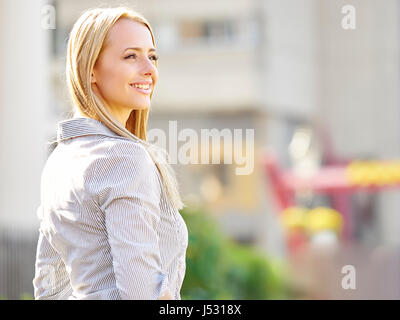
[0,227,38,299]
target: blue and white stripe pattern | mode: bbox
[32,116,188,300]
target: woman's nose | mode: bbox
[141,57,157,74]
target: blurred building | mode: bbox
[1,0,400,298]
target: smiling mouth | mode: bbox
[129,83,152,94]
[130,83,151,89]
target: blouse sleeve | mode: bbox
[94,140,169,300]
[32,229,73,300]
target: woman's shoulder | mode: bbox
[49,135,155,181]
[41,136,161,202]
[99,135,148,153]
[88,136,156,175]
[87,137,162,204]
[95,136,154,166]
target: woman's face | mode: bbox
[91,18,158,125]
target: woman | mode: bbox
[32,6,188,300]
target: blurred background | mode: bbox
[1,0,400,299]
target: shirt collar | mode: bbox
[57,116,121,143]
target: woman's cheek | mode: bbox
[109,73,124,92]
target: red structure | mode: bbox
[261,152,400,241]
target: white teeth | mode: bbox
[132,84,150,89]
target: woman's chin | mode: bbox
[129,104,149,111]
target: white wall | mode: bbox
[318,0,400,159]
[0,0,51,231]
[259,0,319,119]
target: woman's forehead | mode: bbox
[105,18,153,50]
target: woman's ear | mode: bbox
[90,72,96,84]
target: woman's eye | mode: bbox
[125,54,137,59]
[125,54,159,61]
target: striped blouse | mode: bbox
[32,116,188,300]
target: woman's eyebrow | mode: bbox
[124,47,156,53]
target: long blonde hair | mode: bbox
[65,6,184,210]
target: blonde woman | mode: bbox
[32,7,188,300]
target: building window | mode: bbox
[179,19,239,45]
[155,17,260,51]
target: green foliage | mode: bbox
[20,292,34,300]
[0,292,33,300]
[179,205,290,300]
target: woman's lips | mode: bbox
[130,84,152,95]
